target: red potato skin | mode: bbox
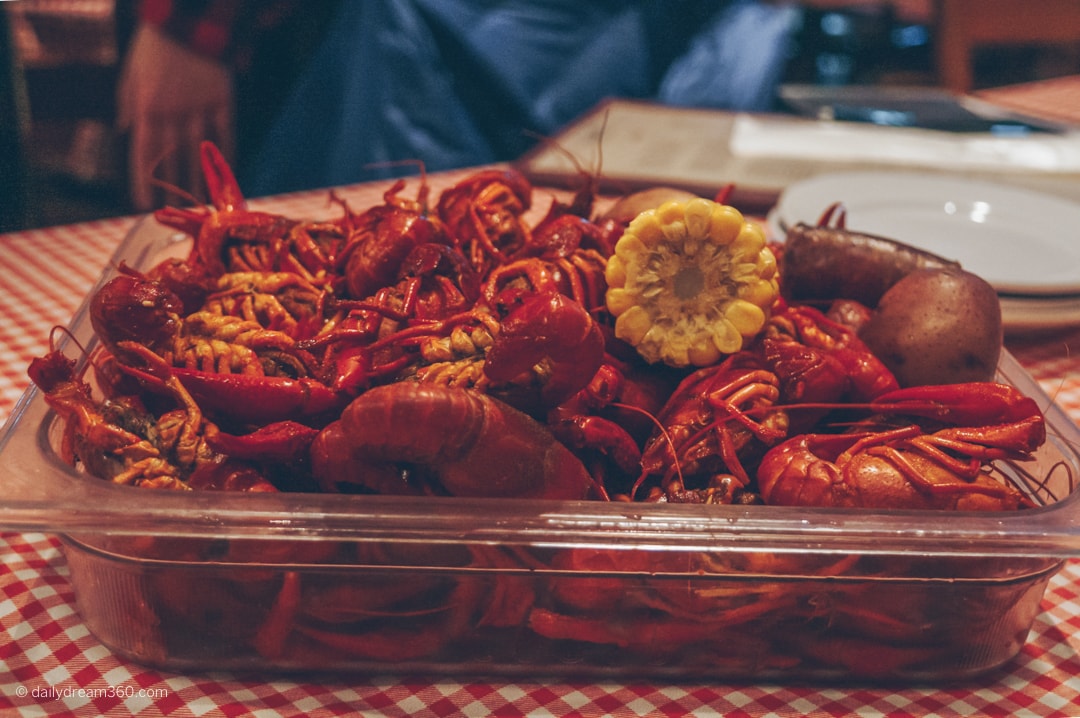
[858,268,1003,388]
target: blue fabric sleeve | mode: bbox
[658,0,801,112]
[240,0,799,197]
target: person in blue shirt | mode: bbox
[241,0,800,196]
[119,0,800,203]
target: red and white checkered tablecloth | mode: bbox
[3,171,1080,717]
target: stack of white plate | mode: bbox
[767,171,1080,334]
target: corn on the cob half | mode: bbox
[605,198,778,368]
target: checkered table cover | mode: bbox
[2,171,1080,717]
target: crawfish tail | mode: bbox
[328,383,594,499]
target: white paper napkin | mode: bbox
[729,114,1080,174]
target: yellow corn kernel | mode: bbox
[605,254,627,288]
[625,211,665,247]
[730,222,766,260]
[604,196,778,368]
[708,204,744,245]
[738,278,779,308]
[710,318,743,355]
[605,286,636,315]
[683,198,714,237]
[688,334,722,368]
[756,246,778,278]
[724,299,767,337]
[614,305,652,346]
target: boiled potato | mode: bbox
[859,267,1002,387]
[600,187,700,225]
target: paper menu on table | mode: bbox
[518,100,737,190]
[517,99,1080,208]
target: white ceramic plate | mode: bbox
[999,295,1080,335]
[769,171,1080,297]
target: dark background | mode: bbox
[4,0,1079,231]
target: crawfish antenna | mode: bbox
[620,401,684,501]
[143,142,207,209]
[43,325,106,379]
[523,125,603,220]
[47,325,89,357]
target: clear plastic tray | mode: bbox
[2,216,1080,681]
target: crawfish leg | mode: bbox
[253,571,302,660]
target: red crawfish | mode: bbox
[90,273,343,425]
[758,302,899,436]
[27,340,278,491]
[302,243,481,395]
[436,168,534,276]
[546,357,681,500]
[635,351,790,504]
[321,289,606,417]
[756,381,1044,510]
[154,141,299,278]
[482,246,609,317]
[336,176,454,301]
[310,382,597,499]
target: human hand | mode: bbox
[117,24,234,211]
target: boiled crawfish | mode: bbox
[757,382,1044,510]
[155,141,300,278]
[318,289,606,417]
[436,168,533,276]
[27,340,277,491]
[90,272,341,425]
[547,357,679,500]
[304,243,481,394]
[336,176,454,300]
[482,246,609,316]
[636,351,789,503]
[482,291,606,415]
[763,303,898,403]
[310,382,597,499]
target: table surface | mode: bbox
[518,92,1080,216]
[3,166,1080,717]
